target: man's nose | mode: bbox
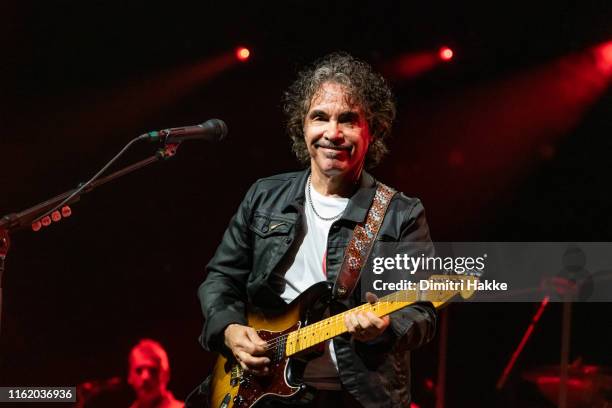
[141,369,151,381]
[324,121,343,142]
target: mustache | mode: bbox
[314,142,352,150]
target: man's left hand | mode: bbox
[344,292,390,342]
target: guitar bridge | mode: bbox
[230,364,243,387]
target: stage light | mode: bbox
[236,47,251,62]
[600,41,612,63]
[439,46,454,61]
[595,41,612,72]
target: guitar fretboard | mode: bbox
[284,275,476,356]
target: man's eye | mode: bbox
[309,111,327,121]
[339,113,360,124]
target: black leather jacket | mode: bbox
[197,169,436,408]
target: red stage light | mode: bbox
[439,46,454,61]
[600,42,612,63]
[595,41,612,72]
[236,47,251,62]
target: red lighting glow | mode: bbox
[236,47,251,62]
[595,41,612,73]
[439,46,454,61]
[600,42,612,63]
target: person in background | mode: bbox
[128,339,183,408]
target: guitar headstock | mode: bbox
[459,275,479,299]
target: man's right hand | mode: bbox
[224,323,270,376]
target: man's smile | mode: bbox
[314,143,352,151]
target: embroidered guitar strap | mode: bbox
[333,182,397,300]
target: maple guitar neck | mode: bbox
[285,275,477,356]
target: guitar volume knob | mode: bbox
[233,395,244,406]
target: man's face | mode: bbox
[128,352,166,402]
[304,82,371,179]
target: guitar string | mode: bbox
[261,287,449,352]
[261,282,464,353]
[261,273,476,351]
[262,290,431,352]
[261,292,401,351]
[264,303,424,355]
[262,301,383,353]
[267,279,471,354]
[261,289,428,352]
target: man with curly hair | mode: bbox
[195,52,436,407]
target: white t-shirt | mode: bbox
[278,182,348,390]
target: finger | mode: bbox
[240,337,266,356]
[356,313,372,330]
[245,328,267,351]
[365,291,379,304]
[230,327,255,347]
[365,312,390,330]
[234,352,251,372]
[244,354,271,368]
[344,314,356,333]
[233,334,255,349]
[353,313,375,340]
[235,339,260,356]
[237,357,249,372]
[237,351,271,368]
[359,317,380,338]
[350,313,361,330]
[236,357,270,377]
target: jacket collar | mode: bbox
[282,168,377,224]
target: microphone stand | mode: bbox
[0,143,179,337]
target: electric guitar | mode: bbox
[209,274,477,408]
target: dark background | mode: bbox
[1,1,611,407]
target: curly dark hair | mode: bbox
[282,52,396,169]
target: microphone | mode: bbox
[141,119,228,144]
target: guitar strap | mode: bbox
[333,182,397,300]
